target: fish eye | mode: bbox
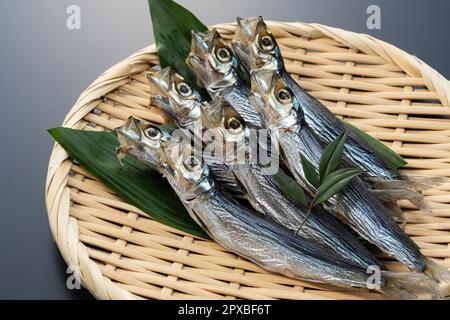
[275,88,293,105]
[176,81,193,97]
[225,117,243,133]
[144,126,162,140]
[183,156,201,171]
[259,35,275,52]
[216,47,232,63]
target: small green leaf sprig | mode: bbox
[275,132,363,232]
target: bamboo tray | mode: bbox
[45,22,450,300]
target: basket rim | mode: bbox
[45,21,450,300]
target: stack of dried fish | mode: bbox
[116,17,450,299]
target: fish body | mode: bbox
[281,73,398,180]
[191,187,443,300]
[132,129,374,290]
[233,162,381,268]
[280,124,424,270]
[250,68,450,295]
[192,187,371,289]
[204,101,381,268]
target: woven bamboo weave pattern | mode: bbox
[45,22,450,300]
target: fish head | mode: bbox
[233,16,283,72]
[115,117,172,170]
[160,137,213,201]
[250,69,301,129]
[186,29,238,96]
[149,67,202,128]
[216,101,248,145]
[202,98,250,164]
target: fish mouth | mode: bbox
[201,98,224,128]
[190,29,221,57]
[116,116,176,167]
[115,117,151,166]
[186,52,211,88]
[235,16,282,72]
[250,69,276,95]
[233,18,257,72]
[236,16,264,43]
[151,94,172,116]
[149,67,179,119]
[116,116,144,143]
[149,66,173,93]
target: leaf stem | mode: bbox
[296,204,314,234]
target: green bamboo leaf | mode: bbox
[300,154,319,188]
[48,127,209,239]
[345,121,407,169]
[319,131,347,183]
[312,168,363,207]
[273,170,308,207]
[148,0,208,98]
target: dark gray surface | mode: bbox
[0,0,448,300]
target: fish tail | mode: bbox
[370,175,448,192]
[405,175,449,190]
[408,195,434,216]
[381,271,443,300]
[371,188,433,216]
[424,259,450,297]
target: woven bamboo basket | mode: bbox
[45,22,450,300]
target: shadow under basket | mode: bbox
[45,21,450,300]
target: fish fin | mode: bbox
[381,271,443,300]
[400,215,408,231]
[187,207,210,234]
[408,196,434,216]
[371,189,433,216]
[204,157,246,199]
[372,196,405,223]
[369,175,449,192]
[424,259,450,297]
